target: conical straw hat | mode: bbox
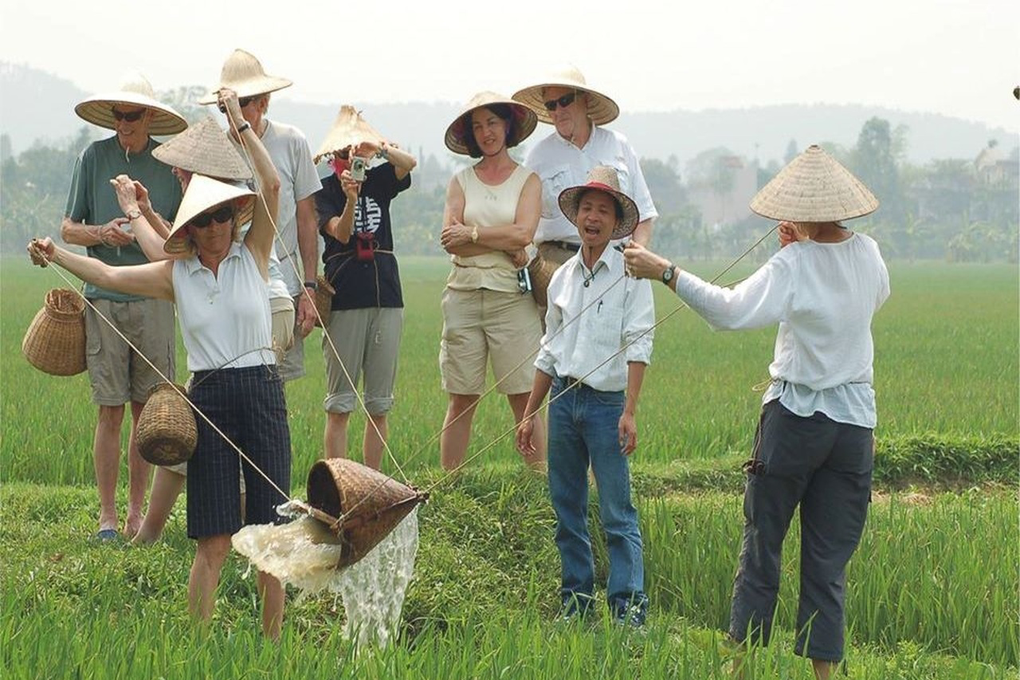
[75,72,188,136]
[313,106,386,164]
[558,165,640,239]
[164,174,255,254]
[750,145,879,222]
[198,49,292,105]
[306,458,427,569]
[445,91,538,156]
[512,65,620,126]
[153,117,253,181]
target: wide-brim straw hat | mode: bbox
[153,117,253,181]
[164,174,255,254]
[750,145,879,222]
[444,91,538,156]
[558,165,640,240]
[198,49,292,105]
[512,65,620,126]
[313,106,386,164]
[75,72,188,136]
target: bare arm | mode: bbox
[109,175,182,262]
[29,237,174,301]
[441,176,494,257]
[296,196,319,281]
[441,173,541,252]
[355,140,417,181]
[515,369,555,456]
[618,361,646,456]
[321,171,360,245]
[630,217,654,247]
[61,215,134,249]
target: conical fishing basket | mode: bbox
[306,458,428,568]
[313,274,336,329]
[22,288,87,376]
[137,382,197,466]
[527,253,559,308]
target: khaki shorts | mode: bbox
[323,307,403,415]
[270,296,295,365]
[440,288,542,396]
[85,298,176,405]
[276,295,305,382]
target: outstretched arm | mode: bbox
[28,237,174,301]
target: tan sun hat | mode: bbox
[313,106,386,163]
[75,72,188,136]
[512,65,620,126]
[750,145,879,222]
[445,91,538,156]
[164,174,255,254]
[558,165,639,240]
[198,49,292,105]
[153,118,253,181]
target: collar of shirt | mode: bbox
[552,123,602,153]
[184,240,244,276]
[566,243,622,281]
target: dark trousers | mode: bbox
[729,400,873,662]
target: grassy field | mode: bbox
[1,256,1017,678]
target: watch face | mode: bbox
[663,266,674,283]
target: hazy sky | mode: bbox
[1,0,1017,131]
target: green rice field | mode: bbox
[1,256,1017,678]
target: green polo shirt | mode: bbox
[64,136,182,301]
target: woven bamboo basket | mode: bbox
[137,382,197,466]
[313,274,336,328]
[22,288,87,376]
[306,458,428,569]
[527,254,559,308]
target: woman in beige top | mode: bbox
[438,92,545,470]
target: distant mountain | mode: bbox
[1,62,1015,167]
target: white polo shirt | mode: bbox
[535,245,654,392]
[524,126,658,246]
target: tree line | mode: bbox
[2,116,1016,262]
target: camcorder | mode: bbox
[350,156,368,182]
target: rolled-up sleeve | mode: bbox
[622,278,655,365]
[675,252,795,331]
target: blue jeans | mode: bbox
[547,377,645,614]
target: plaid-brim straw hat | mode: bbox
[163,174,255,255]
[444,91,538,156]
[750,145,879,222]
[153,118,253,181]
[198,49,292,105]
[314,106,386,164]
[558,165,639,240]
[512,65,619,127]
[74,73,188,136]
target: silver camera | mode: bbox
[350,156,368,182]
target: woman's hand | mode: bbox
[618,411,637,455]
[623,241,671,280]
[217,88,244,132]
[440,220,473,249]
[353,140,381,159]
[110,175,141,214]
[27,237,55,267]
[339,170,360,202]
[515,416,536,457]
[778,221,808,248]
[508,248,529,269]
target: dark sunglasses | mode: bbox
[543,92,576,111]
[112,108,145,122]
[190,205,234,228]
[216,97,256,114]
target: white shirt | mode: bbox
[524,126,658,245]
[234,119,321,295]
[172,242,276,372]
[535,246,654,392]
[674,233,890,427]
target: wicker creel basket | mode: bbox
[313,274,336,328]
[137,382,197,466]
[306,458,428,569]
[22,288,87,376]
[527,253,559,308]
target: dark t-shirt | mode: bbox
[316,164,411,310]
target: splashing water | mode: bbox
[232,508,419,648]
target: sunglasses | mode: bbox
[190,205,234,228]
[543,92,577,111]
[112,108,145,122]
[216,97,256,114]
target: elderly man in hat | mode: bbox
[513,66,657,270]
[59,73,187,541]
[201,49,321,382]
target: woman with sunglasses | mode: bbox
[513,66,658,267]
[437,92,546,471]
[29,89,291,640]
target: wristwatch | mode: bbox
[125,209,142,221]
[303,280,318,291]
[376,143,389,160]
[470,226,479,244]
[662,263,676,285]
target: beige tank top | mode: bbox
[447,163,533,292]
